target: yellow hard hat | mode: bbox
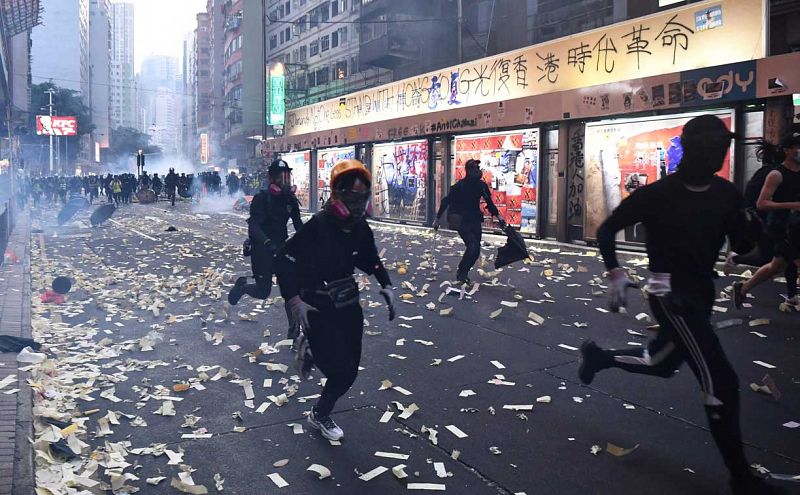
[330,159,371,189]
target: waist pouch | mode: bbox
[302,276,360,310]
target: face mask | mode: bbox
[328,189,370,223]
[466,167,481,179]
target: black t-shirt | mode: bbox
[598,174,744,291]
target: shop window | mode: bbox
[281,151,311,210]
[317,147,355,206]
[372,140,429,223]
[453,130,540,234]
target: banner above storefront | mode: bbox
[285,0,765,137]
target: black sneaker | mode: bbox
[730,474,787,495]
[578,341,607,385]
[456,273,472,285]
[227,276,247,305]
[732,281,744,310]
[307,409,343,441]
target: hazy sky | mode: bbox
[132,0,207,74]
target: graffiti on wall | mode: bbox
[567,124,585,224]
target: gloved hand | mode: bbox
[379,287,396,321]
[607,268,637,313]
[289,296,318,328]
[432,219,440,231]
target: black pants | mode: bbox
[457,221,483,278]
[601,291,750,479]
[307,303,363,417]
[241,242,294,328]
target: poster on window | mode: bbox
[583,110,734,241]
[280,151,311,211]
[371,140,428,223]
[453,130,540,234]
[317,146,355,207]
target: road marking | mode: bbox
[109,219,158,241]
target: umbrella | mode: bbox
[52,276,72,294]
[90,204,116,227]
[494,223,531,269]
[57,196,89,225]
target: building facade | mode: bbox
[194,12,213,141]
[265,0,390,114]
[265,0,800,247]
[111,1,136,130]
[219,0,265,169]
[31,0,90,99]
[181,30,197,161]
[89,0,112,155]
[138,55,180,154]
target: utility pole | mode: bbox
[44,88,55,174]
[457,0,463,64]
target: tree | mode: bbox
[108,127,162,161]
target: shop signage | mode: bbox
[200,133,209,164]
[36,116,77,136]
[269,63,286,126]
[285,0,765,137]
[680,60,756,106]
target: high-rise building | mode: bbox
[111,1,135,129]
[89,0,112,151]
[138,55,180,154]
[265,0,391,112]
[182,30,197,161]
[31,0,90,100]
[207,0,225,163]
[220,0,265,168]
[194,12,213,135]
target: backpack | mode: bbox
[743,165,775,209]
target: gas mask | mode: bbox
[328,188,371,229]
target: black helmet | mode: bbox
[268,159,292,176]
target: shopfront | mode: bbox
[316,146,355,206]
[280,150,312,211]
[370,139,428,223]
[583,110,734,241]
[452,130,540,234]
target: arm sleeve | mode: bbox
[435,185,455,219]
[597,189,647,271]
[275,219,315,300]
[355,224,392,288]
[289,193,304,232]
[247,194,269,245]
[481,182,500,217]
[723,189,751,252]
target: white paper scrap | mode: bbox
[398,403,419,420]
[307,464,331,480]
[502,405,534,411]
[407,483,446,491]
[490,360,506,369]
[267,473,289,488]
[359,466,389,481]
[753,360,776,369]
[392,464,409,479]
[558,344,578,351]
[434,462,448,478]
[782,421,799,429]
[375,451,410,460]
[379,411,394,423]
[444,425,468,438]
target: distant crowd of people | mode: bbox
[14,169,272,209]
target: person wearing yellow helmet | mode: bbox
[275,158,395,442]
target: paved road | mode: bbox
[25,198,800,495]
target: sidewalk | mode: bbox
[0,210,32,495]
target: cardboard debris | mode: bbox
[606,442,639,457]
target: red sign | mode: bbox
[200,133,209,164]
[36,116,77,136]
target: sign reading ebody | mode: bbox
[36,116,78,136]
[285,0,765,137]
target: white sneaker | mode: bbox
[723,252,737,276]
[784,295,800,306]
[307,409,343,441]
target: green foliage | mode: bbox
[108,127,162,160]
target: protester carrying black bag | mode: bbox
[432,159,504,284]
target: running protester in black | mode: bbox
[433,159,504,284]
[580,115,785,495]
[228,159,303,336]
[275,159,394,442]
[734,134,800,309]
